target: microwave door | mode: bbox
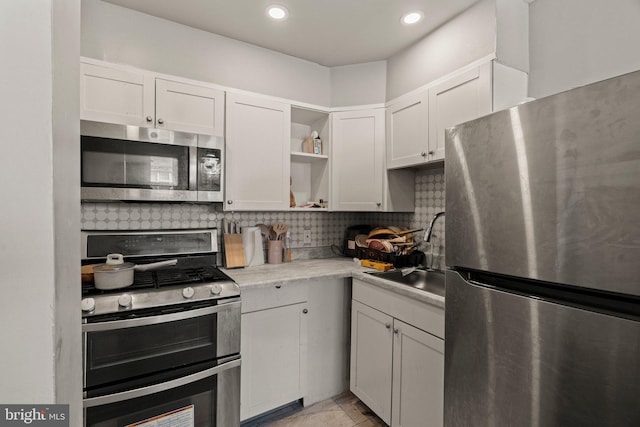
[81,136,196,202]
[83,151,127,185]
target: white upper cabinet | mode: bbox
[155,78,224,136]
[80,59,224,136]
[80,62,154,127]
[386,90,429,169]
[386,61,526,169]
[331,109,385,211]
[332,108,415,212]
[225,92,290,211]
[428,62,492,162]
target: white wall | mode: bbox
[495,0,529,72]
[330,61,387,107]
[52,0,83,424]
[529,0,640,98]
[82,0,332,106]
[0,1,81,423]
[386,0,496,100]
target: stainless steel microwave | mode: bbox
[81,121,223,202]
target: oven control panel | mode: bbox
[81,281,240,318]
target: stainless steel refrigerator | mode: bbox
[445,70,640,427]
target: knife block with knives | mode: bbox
[222,219,246,268]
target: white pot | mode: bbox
[93,253,178,290]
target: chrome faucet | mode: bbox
[424,211,445,242]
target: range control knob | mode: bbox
[210,284,222,295]
[81,298,96,312]
[118,294,132,308]
[182,287,195,299]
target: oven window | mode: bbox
[86,232,214,257]
[86,371,217,427]
[86,314,217,390]
[81,136,189,190]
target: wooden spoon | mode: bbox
[272,223,289,240]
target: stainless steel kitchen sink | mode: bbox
[368,268,445,297]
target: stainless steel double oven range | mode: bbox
[81,229,240,427]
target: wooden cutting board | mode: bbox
[224,234,246,268]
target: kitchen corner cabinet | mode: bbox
[351,279,444,427]
[225,93,290,211]
[80,59,224,136]
[290,107,331,210]
[331,109,414,212]
[331,109,384,211]
[240,282,308,421]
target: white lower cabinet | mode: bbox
[351,300,394,423]
[240,282,308,421]
[351,279,444,427]
[241,302,307,420]
[240,278,351,421]
[392,319,444,427]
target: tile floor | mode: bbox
[242,392,387,427]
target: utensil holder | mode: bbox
[267,240,283,264]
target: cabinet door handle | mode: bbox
[376,202,381,207]
[385,323,391,329]
[275,284,281,289]
[157,118,165,125]
[227,200,233,205]
[145,116,153,123]
[428,150,435,155]
[303,309,308,314]
[393,328,399,334]
[420,151,427,157]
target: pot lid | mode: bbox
[93,253,134,272]
[93,262,135,273]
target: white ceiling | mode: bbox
[101,0,479,67]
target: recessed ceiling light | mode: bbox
[401,11,424,25]
[266,5,288,20]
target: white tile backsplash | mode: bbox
[81,166,445,267]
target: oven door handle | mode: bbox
[83,358,241,408]
[82,299,240,332]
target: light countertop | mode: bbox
[222,257,444,309]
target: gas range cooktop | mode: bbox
[81,229,240,319]
[82,255,231,296]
